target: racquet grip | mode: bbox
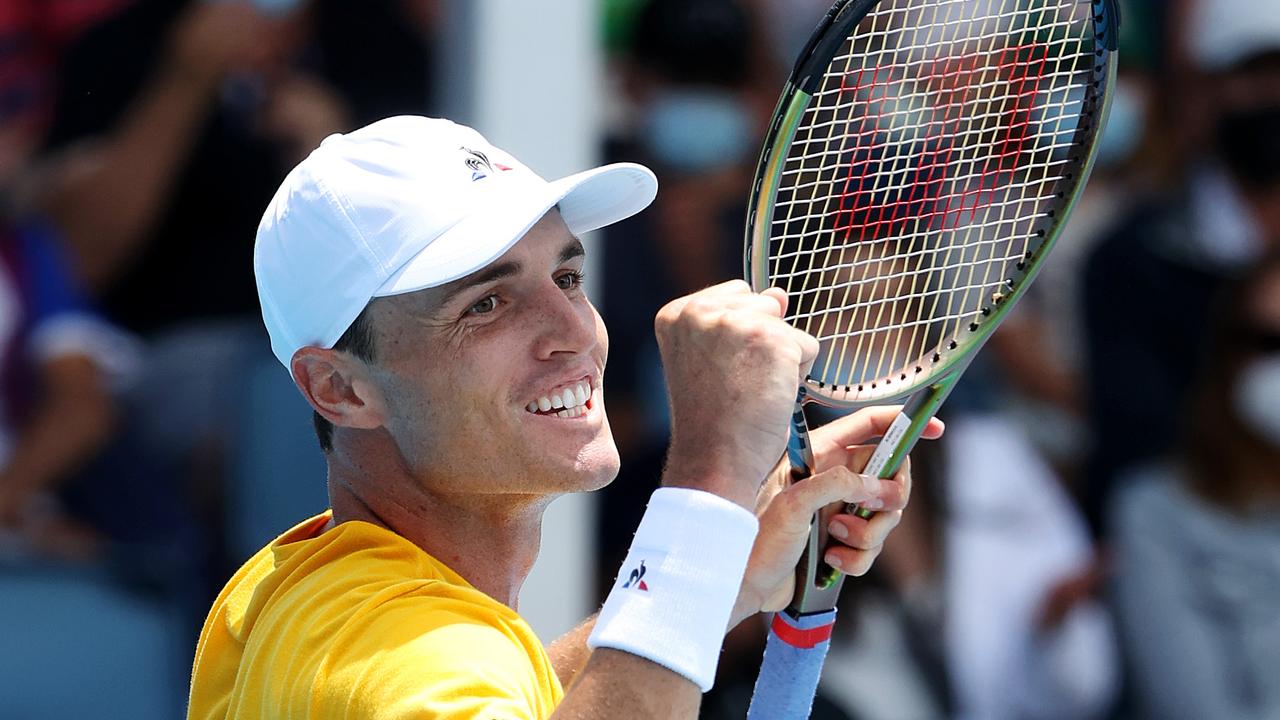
[747,609,838,720]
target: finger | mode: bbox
[657,289,790,336]
[810,409,945,470]
[827,509,903,551]
[921,417,946,440]
[656,279,752,318]
[761,286,789,316]
[823,544,883,577]
[701,279,754,296]
[894,455,914,506]
[791,327,820,379]
[818,407,947,449]
[766,466,882,534]
[684,292,791,324]
[841,445,913,506]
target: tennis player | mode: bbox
[187,116,936,719]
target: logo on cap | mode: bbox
[622,560,649,592]
[463,147,514,182]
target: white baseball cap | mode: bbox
[1190,0,1280,71]
[255,116,658,368]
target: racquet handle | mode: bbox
[747,609,838,720]
[785,388,817,480]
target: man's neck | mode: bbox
[325,448,549,608]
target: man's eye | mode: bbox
[470,295,498,314]
[556,270,585,291]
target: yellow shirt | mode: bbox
[188,512,564,719]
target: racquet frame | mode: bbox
[747,0,1118,615]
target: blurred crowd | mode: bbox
[0,0,1277,718]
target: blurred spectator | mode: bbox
[1082,0,1280,533]
[814,408,1118,720]
[36,0,349,319]
[0,215,139,564]
[1111,253,1280,720]
[0,0,174,565]
[20,0,436,589]
[600,0,765,575]
[0,0,128,165]
[33,0,434,331]
[940,414,1118,720]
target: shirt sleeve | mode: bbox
[16,223,140,382]
[318,597,550,720]
[19,221,86,324]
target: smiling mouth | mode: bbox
[525,379,593,418]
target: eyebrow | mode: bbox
[436,237,586,311]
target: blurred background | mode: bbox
[0,0,1277,717]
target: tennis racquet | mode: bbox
[743,1,1118,717]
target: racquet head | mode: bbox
[746,0,1118,409]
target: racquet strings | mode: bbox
[769,0,1095,399]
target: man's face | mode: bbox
[361,210,619,497]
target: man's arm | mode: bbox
[0,354,115,527]
[544,284,939,719]
[30,2,272,291]
[546,616,596,690]
[543,282,805,718]
[546,407,936,690]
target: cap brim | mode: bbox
[376,162,657,297]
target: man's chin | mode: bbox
[570,442,621,493]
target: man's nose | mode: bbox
[531,284,596,359]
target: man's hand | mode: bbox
[655,281,819,508]
[262,73,351,164]
[731,406,944,625]
[167,1,277,86]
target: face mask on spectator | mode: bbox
[1235,352,1280,446]
[1095,78,1145,169]
[1217,105,1280,191]
[641,88,752,173]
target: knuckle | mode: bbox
[872,511,903,542]
[850,524,877,549]
[885,480,909,509]
[849,547,882,576]
[774,488,804,517]
[687,296,716,315]
[655,302,680,327]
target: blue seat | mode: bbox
[0,564,186,719]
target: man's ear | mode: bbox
[291,348,386,431]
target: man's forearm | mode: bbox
[38,61,221,289]
[550,648,701,719]
[1,356,114,503]
[547,616,596,689]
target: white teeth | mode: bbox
[526,379,594,415]
[552,405,586,418]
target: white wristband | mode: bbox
[587,487,759,691]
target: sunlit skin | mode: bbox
[364,211,618,499]
[293,209,618,605]
[290,208,939,620]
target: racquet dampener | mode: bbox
[745,1,1117,717]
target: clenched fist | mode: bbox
[655,281,819,508]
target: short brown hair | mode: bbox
[314,306,377,452]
